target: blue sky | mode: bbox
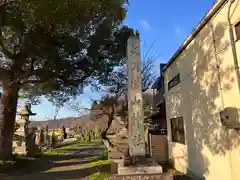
[29,0,216,121]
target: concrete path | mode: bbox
[1,142,108,180]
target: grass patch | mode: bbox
[89,172,109,180]
[89,145,111,180]
[0,160,15,166]
[43,149,67,156]
[99,147,108,160]
[90,159,111,167]
[44,140,102,156]
[89,160,111,180]
[44,142,83,155]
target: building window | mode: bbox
[168,73,180,91]
[235,21,240,41]
[170,117,185,144]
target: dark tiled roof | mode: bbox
[151,76,163,89]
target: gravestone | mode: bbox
[28,128,41,156]
[43,125,49,144]
[116,34,163,177]
[35,126,42,146]
[51,130,57,147]
[48,130,53,145]
[40,127,44,144]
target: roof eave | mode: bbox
[162,0,228,73]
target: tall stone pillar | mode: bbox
[112,34,164,178]
[127,35,145,157]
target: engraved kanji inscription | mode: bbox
[127,36,145,156]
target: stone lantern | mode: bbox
[13,102,37,155]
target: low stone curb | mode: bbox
[109,172,173,180]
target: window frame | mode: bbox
[170,117,186,145]
[168,73,180,91]
[235,21,240,41]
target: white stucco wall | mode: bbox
[164,1,240,180]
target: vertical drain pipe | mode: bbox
[211,23,225,110]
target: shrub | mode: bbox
[78,126,102,143]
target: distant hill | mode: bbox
[28,114,123,133]
[29,115,90,129]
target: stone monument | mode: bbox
[127,35,145,158]
[13,102,40,156]
[116,34,163,177]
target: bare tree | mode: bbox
[67,44,158,148]
[53,106,61,121]
[66,94,120,147]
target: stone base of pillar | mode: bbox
[124,155,157,166]
[119,156,163,176]
[109,172,173,180]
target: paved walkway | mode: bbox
[1,143,108,180]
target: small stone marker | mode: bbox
[35,126,41,146]
[43,125,49,144]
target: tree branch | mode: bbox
[9,58,35,86]
[0,30,15,58]
[20,79,43,84]
[0,0,15,7]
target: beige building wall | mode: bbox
[164,1,240,180]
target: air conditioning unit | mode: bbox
[220,107,240,129]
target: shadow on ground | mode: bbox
[1,142,109,180]
[160,163,195,180]
[20,164,111,180]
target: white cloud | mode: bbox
[140,20,151,30]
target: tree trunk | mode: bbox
[101,108,114,148]
[0,84,19,160]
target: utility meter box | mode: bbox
[220,107,240,129]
